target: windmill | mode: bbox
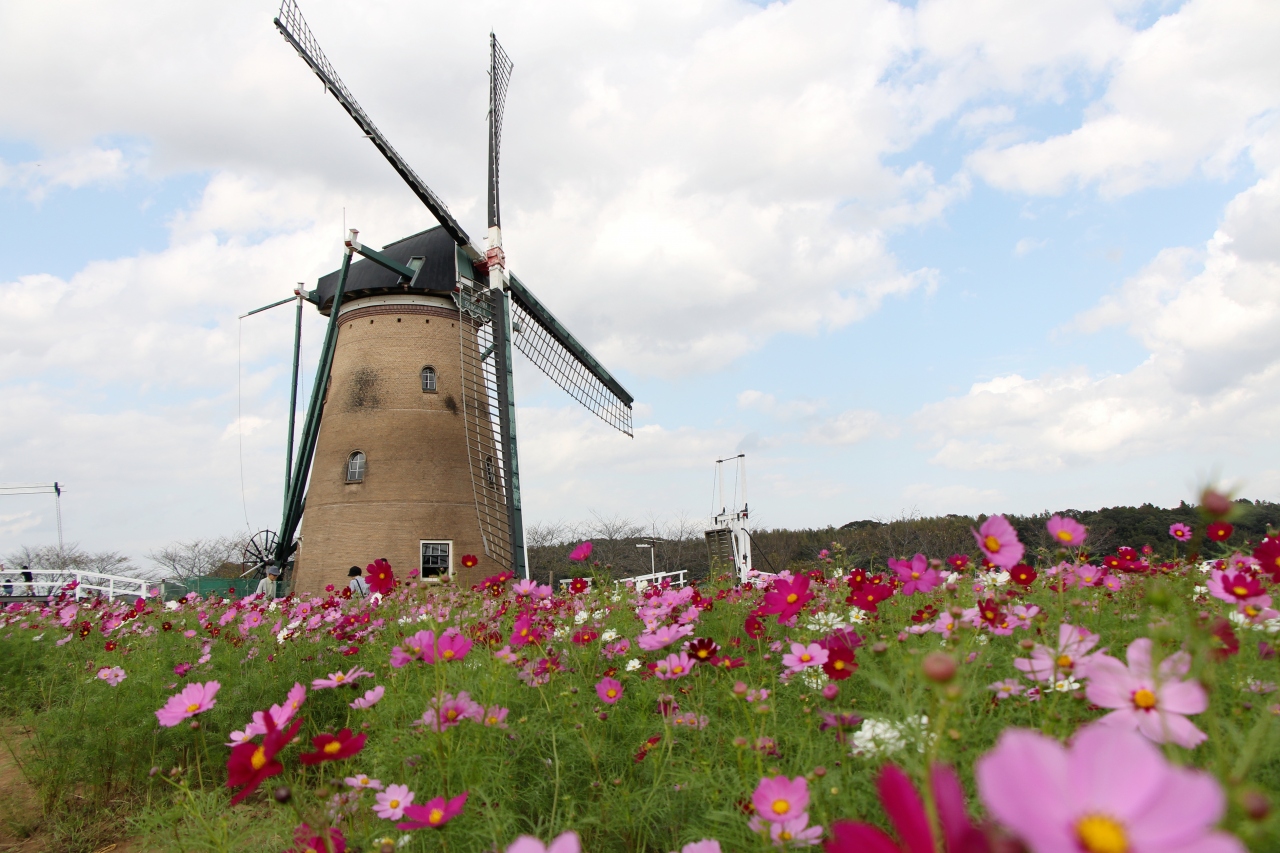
[256,0,633,592]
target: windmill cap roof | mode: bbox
[311,226,486,313]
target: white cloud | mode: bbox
[0,146,132,201]
[968,0,1280,196]
[736,390,825,418]
[1014,237,1048,256]
[919,165,1280,471]
[805,410,892,446]
[0,512,42,539]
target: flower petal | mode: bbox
[877,764,933,853]
[1158,679,1208,715]
[1066,725,1167,818]
[975,729,1073,848]
[824,821,901,853]
[1082,655,1134,709]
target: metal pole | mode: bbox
[53,482,63,555]
[492,290,527,579]
[286,287,304,493]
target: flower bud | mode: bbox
[1201,488,1232,518]
[871,642,888,654]
[732,681,748,696]
[1019,639,1035,650]
[1240,789,1269,820]
[821,684,839,701]
[273,785,291,804]
[813,766,827,778]
[922,652,957,683]
[149,766,160,777]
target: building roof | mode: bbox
[311,226,485,313]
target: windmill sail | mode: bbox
[508,275,634,436]
[274,0,477,255]
[488,33,513,231]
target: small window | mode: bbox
[485,455,497,489]
[346,451,366,483]
[421,366,437,393]
[421,541,451,581]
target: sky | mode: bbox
[1,0,1278,563]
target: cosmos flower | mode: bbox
[1206,522,1234,542]
[226,712,301,805]
[374,784,414,821]
[977,725,1245,853]
[972,515,1025,569]
[1046,514,1087,547]
[751,776,809,824]
[1206,570,1269,607]
[482,706,509,727]
[350,685,385,710]
[366,559,396,594]
[436,628,473,662]
[300,728,366,765]
[889,554,940,596]
[988,679,1024,700]
[290,825,346,853]
[1084,637,1208,748]
[506,832,581,853]
[596,677,624,704]
[638,624,694,651]
[397,791,468,830]
[96,666,126,686]
[1013,624,1101,684]
[568,541,594,562]
[510,613,542,648]
[461,554,479,568]
[155,681,220,728]
[758,575,815,623]
[1169,522,1193,541]
[822,646,856,681]
[345,774,383,791]
[312,666,374,690]
[826,763,984,853]
[782,642,828,672]
[654,651,697,680]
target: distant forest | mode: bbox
[525,501,1280,587]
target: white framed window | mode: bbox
[420,540,452,581]
[421,366,437,393]
[346,451,366,483]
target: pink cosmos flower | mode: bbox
[1013,624,1101,684]
[513,578,539,596]
[889,554,940,595]
[602,638,632,658]
[751,776,809,824]
[374,783,414,820]
[568,541,594,562]
[155,681,220,727]
[655,651,697,680]
[977,725,1245,853]
[972,515,1024,569]
[507,832,581,853]
[312,666,373,690]
[1207,570,1269,607]
[1085,637,1208,748]
[596,677,624,704]
[749,812,823,847]
[494,644,519,663]
[782,642,828,672]
[417,691,484,732]
[481,706,509,727]
[345,773,384,790]
[350,685,385,710]
[398,791,467,830]
[638,623,694,651]
[240,610,264,630]
[96,666,126,686]
[391,629,437,667]
[436,627,473,662]
[511,613,542,648]
[827,763,984,853]
[1046,514,1087,547]
[1169,522,1193,541]
[989,679,1024,699]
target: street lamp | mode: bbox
[635,542,656,576]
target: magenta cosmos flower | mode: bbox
[759,575,815,623]
[827,763,984,853]
[1084,637,1208,748]
[437,627,473,662]
[977,726,1244,853]
[1046,514,1087,547]
[889,554,940,595]
[972,515,1024,569]
[391,629,437,667]
[397,791,467,830]
[1169,522,1193,542]
[596,677,624,704]
[155,681,220,727]
[568,541,593,562]
[752,775,809,824]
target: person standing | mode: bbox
[20,567,34,598]
[256,565,282,599]
[347,565,369,598]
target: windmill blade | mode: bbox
[487,34,513,230]
[507,274,634,437]
[274,0,477,255]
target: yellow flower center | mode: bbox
[446,710,458,720]
[250,746,267,771]
[800,653,811,662]
[1232,585,1250,597]
[984,535,1001,552]
[487,716,499,724]
[911,571,920,579]
[443,650,454,659]
[673,665,685,674]
[1246,605,1261,617]
[1075,814,1129,853]
[779,830,793,841]
[786,593,798,604]
[1056,530,1074,542]
[186,703,200,713]
[1056,654,1074,669]
[697,649,709,658]
[1132,688,1157,710]
[832,660,845,670]
[389,799,400,809]
[324,741,342,754]
[334,673,344,682]
[771,798,791,815]
[429,808,444,824]
[606,688,617,698]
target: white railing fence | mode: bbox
[617,569,687,590]
[0,569,151,602]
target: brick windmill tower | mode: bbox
[267,2,634,593]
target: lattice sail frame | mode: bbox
[488,34,513,229]
[454,284,513,565]
[510,291,634,436]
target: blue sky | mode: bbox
[1,0,1278,565]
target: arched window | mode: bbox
[421,366,437,393]
[346,451,366,483]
